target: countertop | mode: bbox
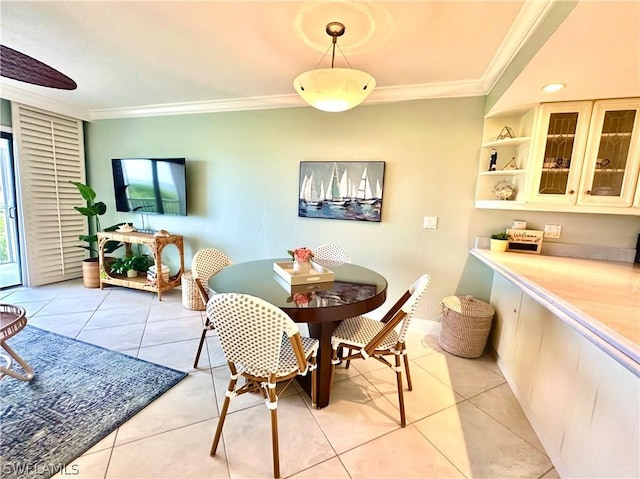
[470,248,640,374]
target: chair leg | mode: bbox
[210,376,236,456]
[193,319,211,368]
[394,353,406,427]
[310,353,318,409]
[266,385,280,478]
[403,351,413,391]
[329,346,339,390]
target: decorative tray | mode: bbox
[273,261,334,285]
[273,273,335,294]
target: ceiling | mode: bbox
[0,1,638,121]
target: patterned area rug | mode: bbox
[0,326,187,479]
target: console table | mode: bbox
[97,231,184,301]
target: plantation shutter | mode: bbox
[11,103,87,286]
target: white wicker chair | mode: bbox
[192,248,232,368]
[312,244,351,267]
[330,274,431,426]
[207,293,319,479]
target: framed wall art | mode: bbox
[298,161,385,222]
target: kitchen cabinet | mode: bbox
[475,98,640,214]
[487,270,639,478]
[97,230,184,301]
[527,101,593,205]
[577,98,640,207]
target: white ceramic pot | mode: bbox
[293,260,311,274]
[126,269,138,278]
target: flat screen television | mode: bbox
[112,158,187,216]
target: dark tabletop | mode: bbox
[209,258,388,323]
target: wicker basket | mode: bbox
[181,271,205,311]
[439,295,495,358]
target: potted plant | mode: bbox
[109,253,154,278]
[490,232,510,252]
[70,181,122,287]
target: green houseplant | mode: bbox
[70,181,122,287]
[490,232,510,252]
[110,253,154,278]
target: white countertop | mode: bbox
[470,248,640,374]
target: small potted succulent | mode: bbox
[490,232,510,252]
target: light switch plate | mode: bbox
[544,224,562,238]
[423,216,438,229]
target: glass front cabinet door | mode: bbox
[528,102,593,205]
[577,99,640,207]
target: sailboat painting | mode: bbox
[298,161,385,222]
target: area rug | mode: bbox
[0,326,187,479]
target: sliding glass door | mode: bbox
[0,131,22,288]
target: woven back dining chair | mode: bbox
[312,244,351,267]
[330,273,431,427]
[191,248,232,368]
[207,293,319,479]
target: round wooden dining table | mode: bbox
[209,258,388,408]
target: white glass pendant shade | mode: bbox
[294,68,376,113]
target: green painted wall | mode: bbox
[84,98,640,320]
[1,99,12,127]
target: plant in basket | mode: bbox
[70,181,123,287]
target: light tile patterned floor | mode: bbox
[0,280,560,479]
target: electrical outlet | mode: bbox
[423,216,438,229]
[544,224,562,239]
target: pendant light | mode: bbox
[293,22,375,112]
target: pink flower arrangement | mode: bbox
[288,247,314,263]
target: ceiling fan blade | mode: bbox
[0,44,77,90]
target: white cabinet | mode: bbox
[577,98,640,207]
[488,273,640,478]
[475,98,640,214]
[527,101,593,205]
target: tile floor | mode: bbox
[1,280,560,479]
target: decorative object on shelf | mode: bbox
[288,247,314,274]
[116,223,135,233]
[556,158,571,168]
[595,158,611,169]
[489,232,509,252]
[110,254,154,277]
[154,229,171,237]
[492,178,517,200]
[70,181,123,288]
[506,229,544,254]
[495,126,516,141]
[489,148,498,171]
[298,161,385,222]
[293,22,375,112]
[502,157,518,170]
[512,220,527,230]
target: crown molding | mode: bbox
[0,83,91,121]
[481,0,557,92]
[89,80,486,120]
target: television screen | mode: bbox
[112,158,187,216]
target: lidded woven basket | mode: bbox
[439,295,495,358]
[181,271,205,311]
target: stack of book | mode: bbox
[147,264,170,285]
